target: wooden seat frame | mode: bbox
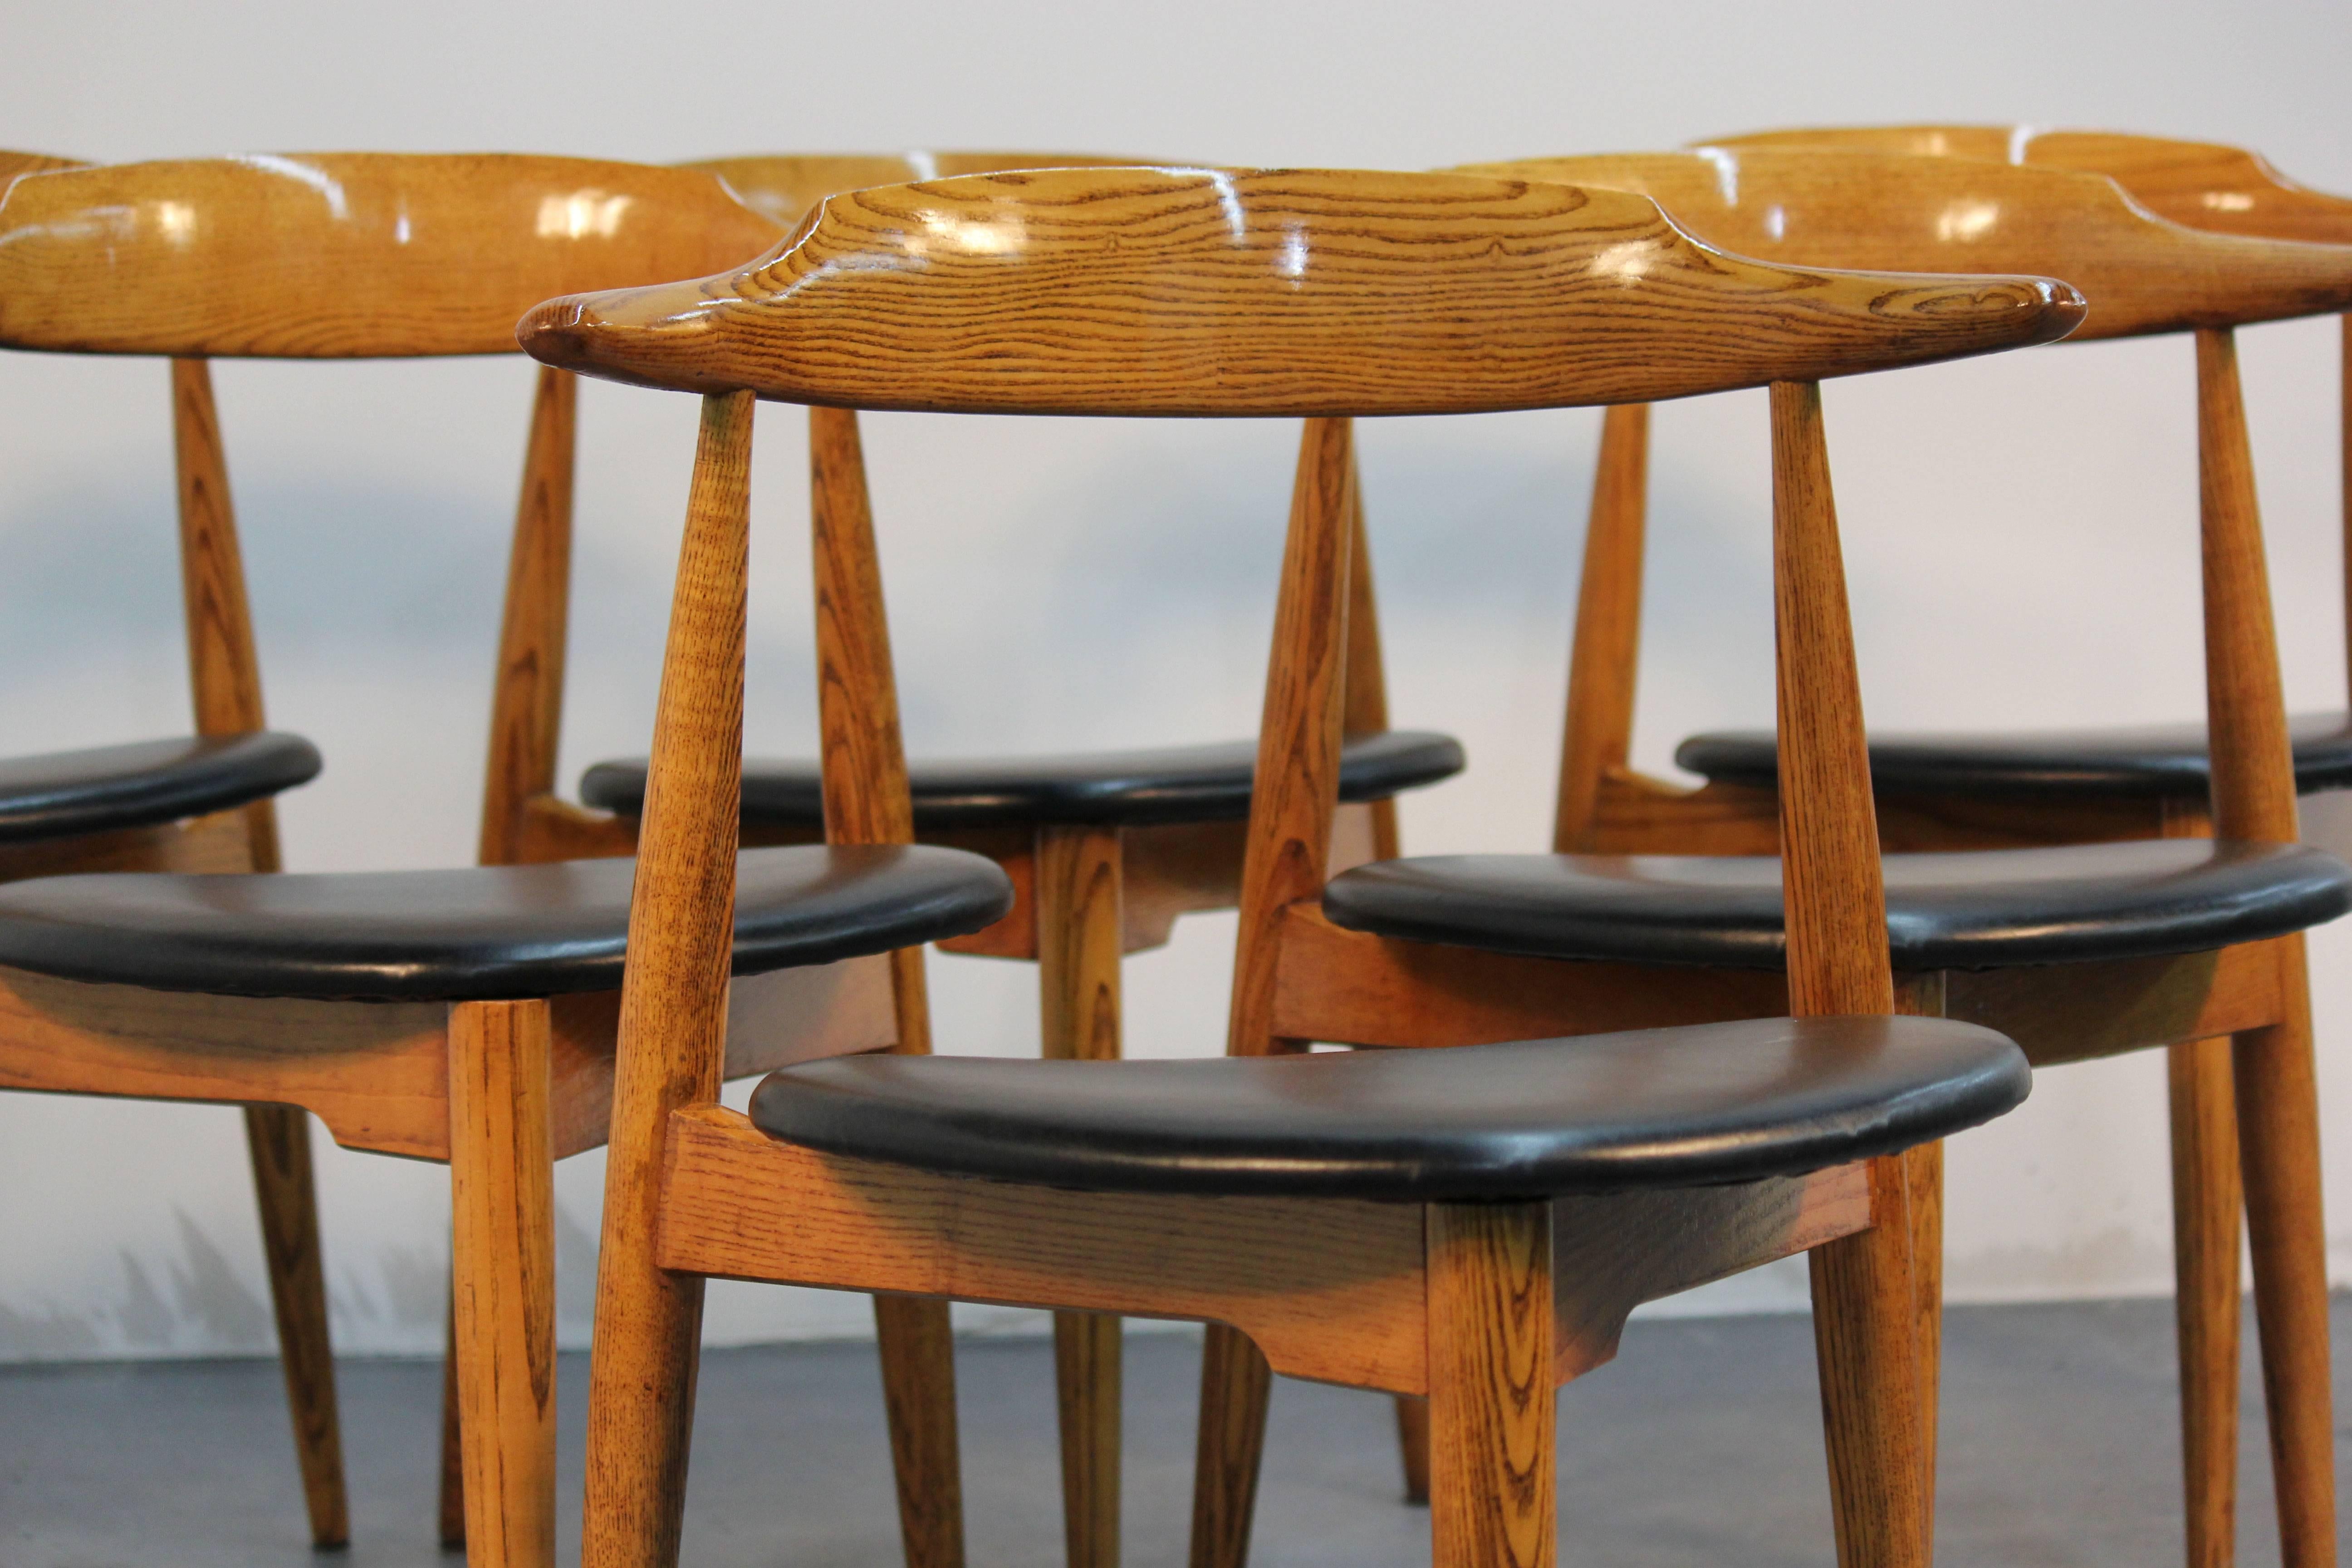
[531,165,2083,1568]
[1427,147,2352,1568]
[0,153,914,1568]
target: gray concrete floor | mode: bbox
[1,1297,2346,1567]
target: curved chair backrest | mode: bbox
[522,166,2081,417]
[1700,126,2352,245]
[1456,151,2352,341]
[682,151,1148,229]
[0,153,784,358]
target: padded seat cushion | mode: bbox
[1321,841,2352,971]
[580,730,1465,831]
[750,1014,2029,1200]
[0,844,1012,1001]
[1675,710,2352,800]
[0,733,321,843]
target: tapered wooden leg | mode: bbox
[874,1295,966,1568]
[1809,1155,1928,1568]
[1426,1201,1555,1568]
[244,1102,349,1549]
[1056,1312,1124,1568]
[1037,824,1126,1568]
[1394,1395,1433,1504]
[449,999,556,1568]
[2170,1035,2244,1568]
[439,1287,467,1548]
[2233,937,2337,1568]
[1902,1137,1943,1544]
[1190,1323,1274,1568]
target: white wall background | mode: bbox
[0,0,2347,1359]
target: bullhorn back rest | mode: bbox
[523,165,2079,1568]
[683,151,1150,228]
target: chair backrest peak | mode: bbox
[521,165,2082,416]
[1464,149,2352,339]
[0,151,785,358]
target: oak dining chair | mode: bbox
[1432,147,2352,1568]
[483,151,1461,1562]
[0,142,342,1535]
[0,152,1014,1568]
[519,164,2076,1568]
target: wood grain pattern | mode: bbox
[2169,1031,2243,1568]
[654,1106,1867,1397]
[1193,415,1357,1568]
[1463,152,2352,340]
[448,999,556,1568]
[479,367,580,866]
[1554,403,1651,853]
[681,152,1144,228]
[243,1090,348,1548]
[518,167,2081,416]
[660,1105,1429,1391]
[0,155,782,357]
[1426,1202,1554,1568]
[1769,381,1893,1020]
[0,951,891,1161]
[806,401,967,1568]
[1701,126,2352,245]
[581,390,752,1568]
[1808,1157,1929,1568]
[1035,823,1127,1568]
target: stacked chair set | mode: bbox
[0,127,2339,1568]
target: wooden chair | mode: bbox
[0,147,342,1539]
[0,152,1016,1568]
[517,164,2086,1568]
[482,152,1460,1562]
[1432,148,2352,1568]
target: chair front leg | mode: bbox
[1426,1200,1556,1568]
[243,1102,349,1548]
[1039,822,1127,1568]
[2233,935,2337,1568]
[449,998,557,1568]
[1809,1154,1930,1568]
[1190,1326,1274,1568]
[2169,1033,2244,1568]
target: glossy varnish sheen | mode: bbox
[682,152,1145,228]
[1457,152,2352,340]
[0,154,781,357]
[520,167,2081,416]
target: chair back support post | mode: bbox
[809,404,936,1058]
[2195,329,2301,843]
[478,368,581,866]
[170,355,281,871]
[1340,459,1400,857]
[1553,402,1652,853]
[581,388,754,1568]
[1226,415,1357,1059]
[1768,381,1893,1018]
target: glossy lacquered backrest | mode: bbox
[681,151,1148,228]
[1703,126,2352,246]
[519,166,2081,416]
[1461,150,2352,341]
[0,153,786,358]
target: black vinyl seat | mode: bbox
[0,732,322,842]
[0,843,1013,1003]
[749,1014,2030,1200]
[1321,840,2352,971]
[1675,711,2352,801]
[580,730,1466,832]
